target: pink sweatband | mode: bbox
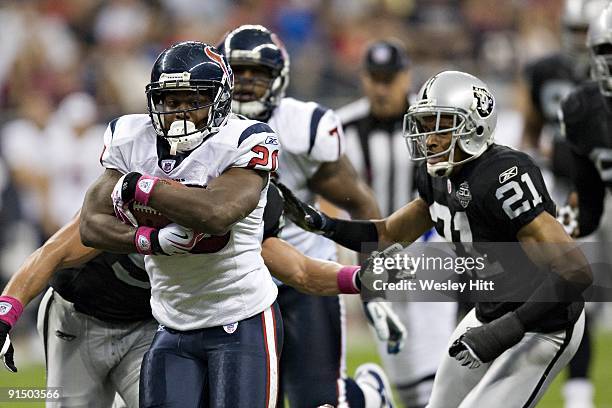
[134,175,160,206]
[135,226,156,255]
[0,296,24,328]
[337,266,361,294]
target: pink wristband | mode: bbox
[337,266,361,294]
[0,296,24,328]
[134,175,159,205]
[135,226,156,255]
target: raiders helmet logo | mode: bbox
[473,86,494,118]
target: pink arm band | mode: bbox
[337,266,361,294]
[135,226,157,255]
[0,296,24,328]
[134,175,160,205]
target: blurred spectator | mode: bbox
[45,92,105,230]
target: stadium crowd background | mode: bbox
[0,0,611,406]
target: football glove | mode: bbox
[0,321,16,373]
[557,204,579,237]
[274,181,332,235]
[363,301,406,354]
[111,173,140,227]
[448,312,525,368]
[157,223,204,255]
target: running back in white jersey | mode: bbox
[268,97,345,260]
[100,113,279,330]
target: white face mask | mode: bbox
[166,120,206,155]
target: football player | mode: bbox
[78,41,284,408]
[561,3,612,238]
[338,39,456,408]
[555,5,612,407]
[0,183,405,407]
[219,25,387,408]
[279,70,593,407]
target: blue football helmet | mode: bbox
[219,25,289,120]
[146,41,234,154]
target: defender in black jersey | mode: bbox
[280,70,592,407]
[338,39,456,408]
[561,5,612,237]
[0,183,402,407]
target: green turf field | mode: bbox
[1,332,611,407]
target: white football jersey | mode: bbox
[268,97,345,260]
[101,113,279,330]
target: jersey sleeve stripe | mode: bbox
[237,123,275,147]
[109,117,119,138]
[308,105,328,155]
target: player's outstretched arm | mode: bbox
[276,181,433,252]
[0,213,100,373]
[142,167,268,235]
[307,155,382,220]
[80,169,140,253]
[262,237,349,296]
[3,212,99,306]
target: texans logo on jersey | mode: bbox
[473,86,494,118]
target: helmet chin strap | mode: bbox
[232,99,268,118]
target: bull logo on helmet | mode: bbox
[473,86,494,118]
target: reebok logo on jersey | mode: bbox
[265,136,279,145]
[138,179,155,194]
[0,302,11,315]
[55,330,76,341]
[223,322,238,334]
[499,166,518,184]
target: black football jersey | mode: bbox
[416,144,582,331]
[50,183,285,323]
[561,81,612,236]
[524,53,587,123]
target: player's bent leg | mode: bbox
[139,325,207,408]
[277,286,346,408]
[376,301,456,408]
[459,310,585,408]
[37,288,115,408]
[110,319,158,408]
[426,309,489,408]
[207,303,283,408]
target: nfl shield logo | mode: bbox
[161,159,176,173]
[223,322,238,334]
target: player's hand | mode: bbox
[274,181,332,235]
[358,243,413,282]
[556,192,579,237]
[363,301,406,354]
[0,321,17,373]
[157,223,204,255]
[111,173,140,227]
[448,312,525,368]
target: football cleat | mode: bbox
[355,363,396,408]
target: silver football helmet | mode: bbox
[587,2,612,96]
[562,0,608,59]
[403,71,497,177]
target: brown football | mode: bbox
[125,178,184,228]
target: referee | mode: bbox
[337,40,456,408]
[338,39,414,216]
